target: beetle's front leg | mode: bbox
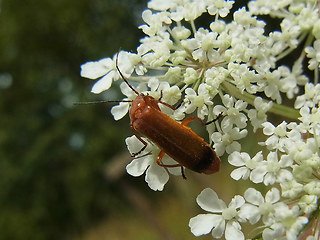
[130,126,147,157]
[181,113,223,127]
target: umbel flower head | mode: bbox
[80,0,320,239]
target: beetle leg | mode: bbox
[173,100,183,109]
[180,167,187,179]
[181,116,206,126]
[181,113,223,126]
[130,127,148,157]
[132,151,152,159]
[159,90,163,101]
[205,112,223,125]
[157,100,176,110]
[155,92,178,111]
[157,151,187,179]
[156,151,181,167]
[156,150,166,165]
[156,93,183,111]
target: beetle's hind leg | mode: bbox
[156,150,187,179]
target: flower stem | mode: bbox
[276,31,308,61]
[222,81,300,120]
[270,101,300,120]
[190,20,197,35]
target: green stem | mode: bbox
[314,67,319,84]
[304,33,315,50]
[222,81,300,120]
[270,101,300,120]
[190,20,197,35]
[276,31,308,61]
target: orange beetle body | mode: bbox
[129,94,221,175]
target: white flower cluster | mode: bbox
[80,0,320,239]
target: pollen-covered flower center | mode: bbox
[294,145,312,162]
[306,153,320,168]
[222,207,237,220]
[267,162,280,173]
[222,133,233,145]
[227,107,238,118]
[282,215,296,229]
[245,158,257,170]
[202,36,215,51]
[310,109,320,123]
[274,126,286,137]
[193,96,205,107]
[258,202,273,215]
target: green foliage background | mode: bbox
[0,0,149,239]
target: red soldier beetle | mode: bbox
[77,53,222,178]
[114,54,221,179]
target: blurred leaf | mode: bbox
[0,0,147,239]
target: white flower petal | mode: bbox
[262,223,285,240]
[91,73,113,93]
[265,188,280,203]
[277,169,293,182]
[262,122,275,135]
[111,102,130,120]
[238,204,260,224]
[189,214,222,236]
[221,94,233,107]
[244,188,264,205]
[148,0,175,11]
[125,135,145,155]
[211,218,226,238]
[264,173,276,185]
[250,165,267,183]
[162,155,181,176]
[145,164,169,191]
[185,87,197,97]
[221,117,233,132]
[196,188,226,212]
[228,152,246,166]
[265,135,278,147]
[235,100,247,110]
[213,105,227,115]
[80,59,110,79]
[230,167,249,180]
[229,195,245,209]
[226,141,241,154]
[148,77,159,91]
[225,221,244,240]
[126,157,151,177]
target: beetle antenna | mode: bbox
[74,100,133,105]
[115,52,139,96]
